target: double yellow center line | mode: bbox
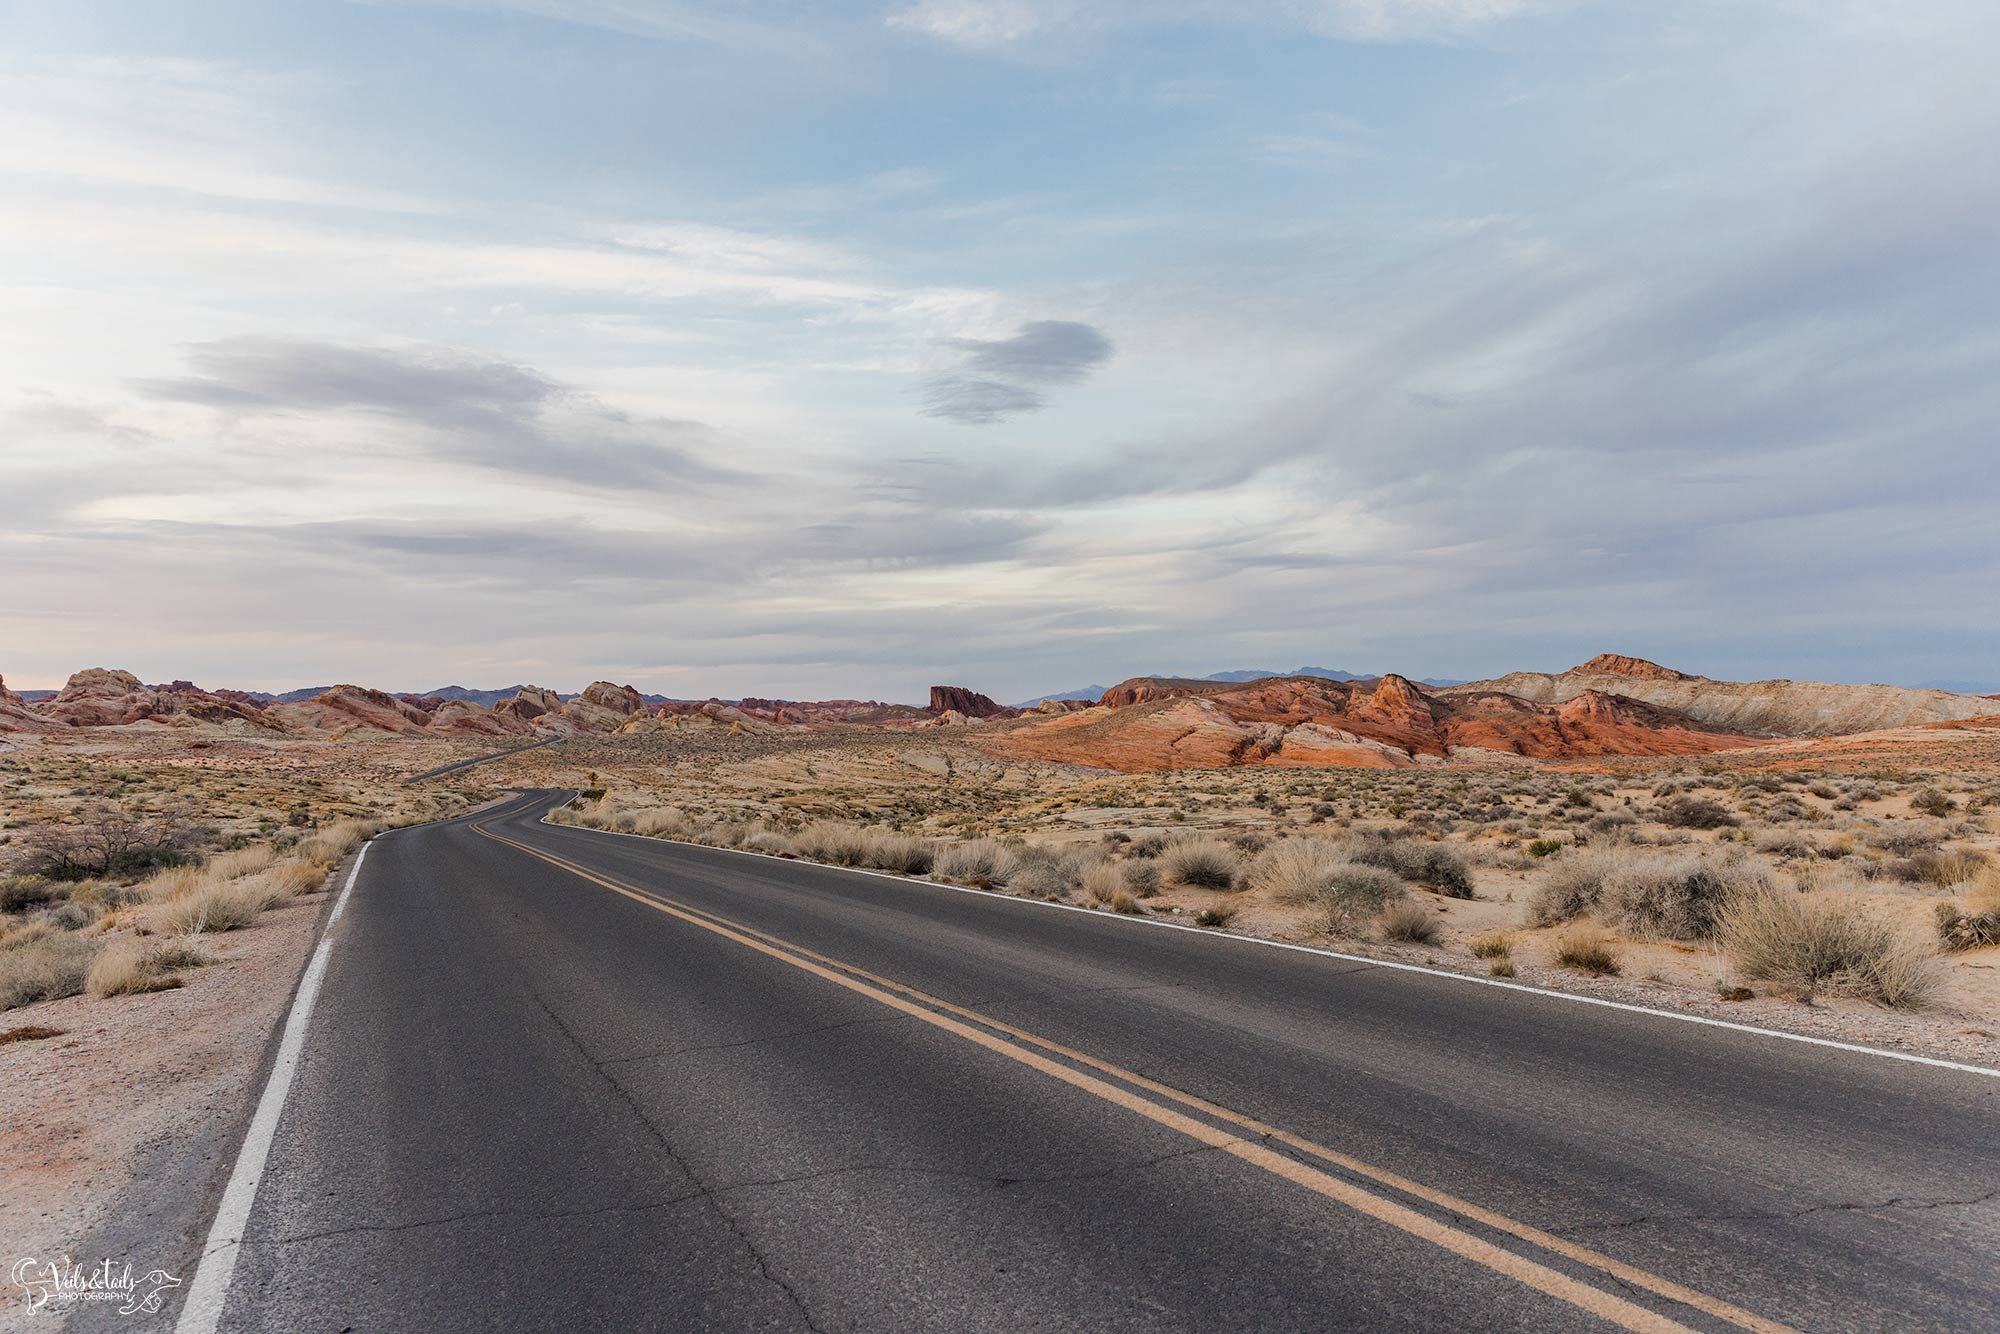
[473,816,1796,1334]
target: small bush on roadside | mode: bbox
[1010,848,1084,900]
[1719,889,1939,1008]
[0,930,99,1010]
[1468,933,1512,960]
[1081,861,1125,906]
[1121,860,1162,898]
[741,830,794,856]
[1312,865,1407,937]
[1377,899,1438,943]
[859,833,936,875]
[1194,906,1236,927]
[1553,926,1622,977]
[935,839,1020,888]
[150,882,267,936]
[270,862,327,896]
[208,846,277,880]
[86,936,201,998]
[1349,834,1473,897]
[1161,837,1239,891]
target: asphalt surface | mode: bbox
[200,790,1998,1332]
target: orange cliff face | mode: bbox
[976,673,1766,772]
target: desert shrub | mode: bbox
[1349,835,1473,897]
[1121,860,1161,897]
[1527,847,1623,926]
[23,802,199,880]
[141,864,209,900]
[0,876,60,912]
[858,833,935,875]
[1468,933,1512,960]
[934,839,1021,888]
[209,846,277,880]
[1527,838,1565,858]
[1720,890,1939,1008]
[1250,838,1350,905]
[0,930,99,1010]
[86,937,195,998]
[1909,787,1955,818]
[150,882,267,935]
[36,902,99,931]
[1081,861,1125,905]
[296,820,382,869]
[1311,865,1406,936]
[1656,796,1738,830]
[1603,853,1769,941]
[741,830,794,856]
[791,824,872,867]
[1377,899,1438,943]
[1010,848,1084,899]
[1126,833,1166,859]
[629,807,700,840]
[1935,870,2000,952]
[1908,849,1986,890]
[1160,837,1239,891]
[269,862,328,896]
[1553,926,1622,977]
[1194,906,1236,927]
[1865,822,1951,855]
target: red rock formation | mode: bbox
[29,668,280,731]
[495,685,563,724]
[426,699,534,736]
[928,686,1014,719]
[981,672,1760,771]
[1570,653,1694,681]
[269,685,432,735]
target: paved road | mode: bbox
[199,791,1997,1332]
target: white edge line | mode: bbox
[173,841,372,1334]
[530,796,2000,1082]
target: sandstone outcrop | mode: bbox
[269,685,432,735]
[1451,653,1996,737]
[928,686,1014,719]
[982,672,1759,771]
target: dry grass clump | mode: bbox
[628,807,701,840]
[1251,838,1349,905]
[1161,836,1240,891]
[857,832,936,875]
[1719,889,1940,1009]
[1314,865,1406,936]
[1377,899,1439,943]
[1011,849,1085,900]
[1934,868,2000,952]
[0,927,100,1010]
[791,824,873,867]
[934,839,1021,888]
[1553,926,1622,977]
[141,864,209,900]
[1081,861,1125,906]
[740,830,795,856]
[150,882,269,936]
[0,876,62,912]
[1349,834,1473,898]
[297,820,384,869]
[270,862,328,896]
[1468,933,1512,960]
[86,935,208,998]
[1528,847,1764,941]
[209,845,277,880]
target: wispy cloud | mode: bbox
[919,320,1112,423]
[137,338,740,489]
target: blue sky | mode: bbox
[3,2,1996,700]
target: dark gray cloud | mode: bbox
[137,337,740,489]
[920,319,1111,423]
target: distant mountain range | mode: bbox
[1017,667,1467,708]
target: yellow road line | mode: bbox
[475,819,1796,1334]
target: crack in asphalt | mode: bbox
[1568,1187,2000,1235]
[252,1192,713,1246]
[599,1012,913,1066]
[708,1138,1234,1198]
[527,989,830,1334]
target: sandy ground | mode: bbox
[0,883,332,1331]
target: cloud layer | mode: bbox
[920,320,1113,423]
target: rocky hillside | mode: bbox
[1450,653,1997,737]
[980,672,1762,771]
